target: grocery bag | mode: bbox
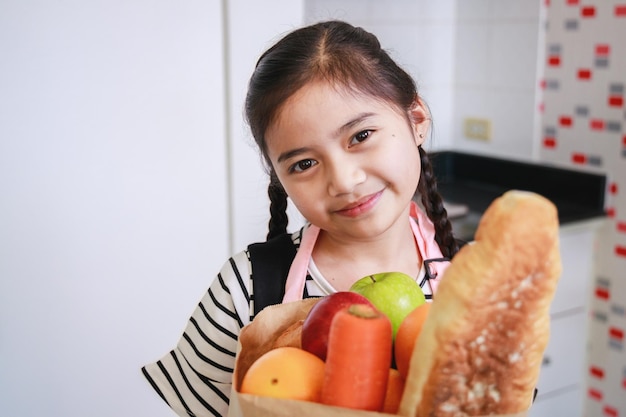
[231,298,528,417]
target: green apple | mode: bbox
[349,272,426,339]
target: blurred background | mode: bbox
[1,1,624,416]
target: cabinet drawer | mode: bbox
[536,311,587,395]
[550,228,595,315]
[528,385,583,417]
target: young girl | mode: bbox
[142,20,460,417]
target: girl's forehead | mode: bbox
[271,83,373,133]
[288,80,355,104]
[274,81,404,125]
[266,81,412,155]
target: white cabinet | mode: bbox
[0,2,230,417]
[534,312,587,395]
[529,385,584,417]
[529,220,603,417]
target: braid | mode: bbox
[417,147,460,259]
[266,173,289,240]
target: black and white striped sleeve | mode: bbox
[142,250,253,417]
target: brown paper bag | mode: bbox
[232,298,528,417]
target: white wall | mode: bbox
[453,0,544,161]
[0,1,228,416]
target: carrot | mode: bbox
[320,303,393,411]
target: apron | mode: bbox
[282,202,450,303]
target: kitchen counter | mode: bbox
[430,151,607,241]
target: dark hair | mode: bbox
[245,20,458,258]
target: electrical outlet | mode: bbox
[463,118,492,141]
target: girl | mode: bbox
[142,20,460,417]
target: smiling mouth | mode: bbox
[336,191,383,217]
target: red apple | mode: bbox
[301,291,374,361]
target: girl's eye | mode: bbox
[349,130,372,146]
[289,159,318,173]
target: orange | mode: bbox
[240,346,325,402]
[394,302,431,379]
[382,368,405,414]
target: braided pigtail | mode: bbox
[417,147,460,259]
[266,172,289,240]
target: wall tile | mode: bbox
[455,22,491,86]
[539,1,626,414]
[304,0,371,23]
[411,0,456,21]
[420,85,455,151]
[372,21,455,149]
[453,88,536,160]
[490,21,540,89]
[490,0,542,20]
[456,0,492,21]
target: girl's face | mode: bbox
[266,81,428,241]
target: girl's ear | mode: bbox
[409,98,431,146]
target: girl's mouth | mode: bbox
[336,191,383,217]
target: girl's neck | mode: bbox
[311,218,421,291]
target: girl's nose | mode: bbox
[326,157,366,196]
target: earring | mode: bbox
[419,133,424,138]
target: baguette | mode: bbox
[399,190,562,417]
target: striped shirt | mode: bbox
[142,226,434,417]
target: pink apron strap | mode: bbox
[409,202,449,293]
[282,202,449,302]
[282,224,320,303]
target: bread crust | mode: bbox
[399,190,562,417]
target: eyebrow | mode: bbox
[277,147,310,163]
[276,112,377,164]
[335,112,376,137]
